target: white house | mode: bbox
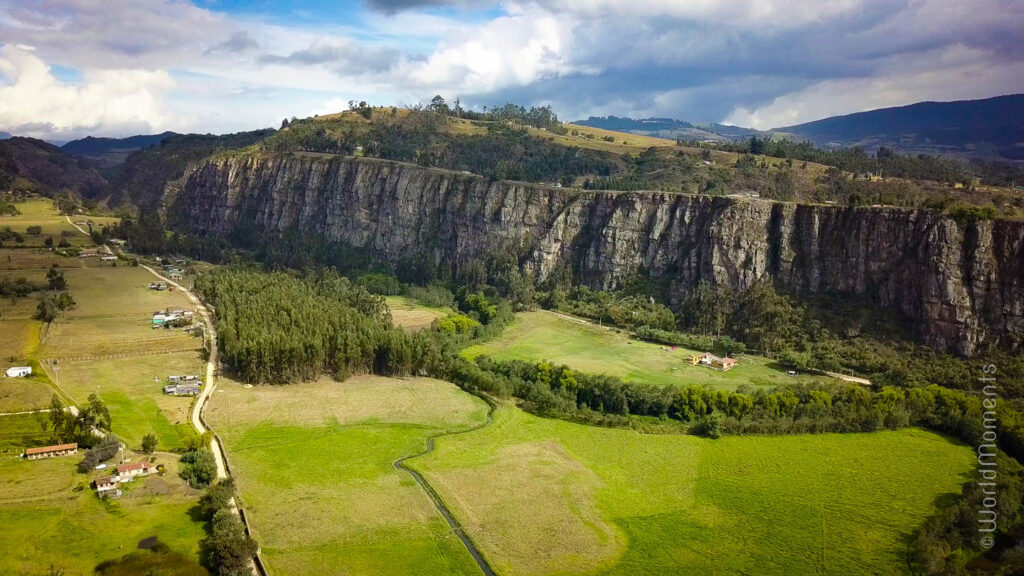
[6,366,32,378]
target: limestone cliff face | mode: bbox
[169,153,1024,356]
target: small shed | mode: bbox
[6,366,32,378]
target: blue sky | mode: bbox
[0,0,1022,141]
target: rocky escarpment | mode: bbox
[168,153,1024,356]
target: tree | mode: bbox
[26,225,42,235]
[46,265,66,290]
[141,433,158,454]
[77,435,122,472]
[180,448,217,488]
[199,478,236,520]
[35,297,59,322]
[730,279,805,356]
[208,509,259,576]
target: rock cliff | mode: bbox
[168,153,1024,356]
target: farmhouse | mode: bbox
[713,357,738,371]
[116,460,157,480]
[5,366,32,378]
[100,255,117,262]
[696,353,739,372]
[79,249,99,258]
[25,443,78,460]
[95,475,121,498]
[169,271,183,280]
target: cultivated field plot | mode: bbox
[0,413,49,454]
[41,266,200,359]
[0,454,206,575]
[463,311,824,390]
[208,375,490,576]
[58,351,202,451]
[0,248,89,271]
[386,295,450,331]
[414,407,974,576]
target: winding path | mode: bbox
[393,399,498,576]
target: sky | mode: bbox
[0,0,1022,141]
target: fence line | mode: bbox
[43,346,204,364]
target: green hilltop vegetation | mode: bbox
[4,97,1020,219]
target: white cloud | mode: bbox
[0,45,175,139]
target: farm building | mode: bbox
[169,272,183,280]
[152,314,166,325]
[148,282,167,291]
[712,357,738,371]
[95,475,121,498]
[25,443,78,460]
[5,366,32,378]
[79,249,99,258]
[696,353,739,372]
[163,383,201,396]
[116,460,157,480]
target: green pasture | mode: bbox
[414,406,974,576]
[463,311,827,391]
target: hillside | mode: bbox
[106,129,275,210]
[61,131,179,165]
[775,94,1024,161]
[0,137,107,197]
[575,115,764,142]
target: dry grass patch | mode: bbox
[431,440,625,576]
[209,374,486,430]
[386,296,449,331]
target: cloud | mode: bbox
[205,31,260,55]
[363,0,486,14]
[260,40,401,75]
[0,0,1022,138]
[0,44,174,140]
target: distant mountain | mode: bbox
[62,131,179,165]
[0,131,10,139]
[774,94,1024,161]
[0,137,108,196]
[575,116,765,143]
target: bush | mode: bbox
[691,411,724,438]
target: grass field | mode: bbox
[208,375,490,576]
[58,351,202,451]
[463,311,826,391]
[413,406,974,576]
[0,198,95,247]
[0,454,207,575]
[41,266,200,359]
[0,413,49,454]
[386,295,450,331]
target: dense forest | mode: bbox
[194,268,444,383]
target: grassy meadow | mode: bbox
[0,454,207,575]
[463,311,826,391]
[413,406,974,576]
[386,295,451,331]
[208,375,489,576]
[58,351,202,451]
